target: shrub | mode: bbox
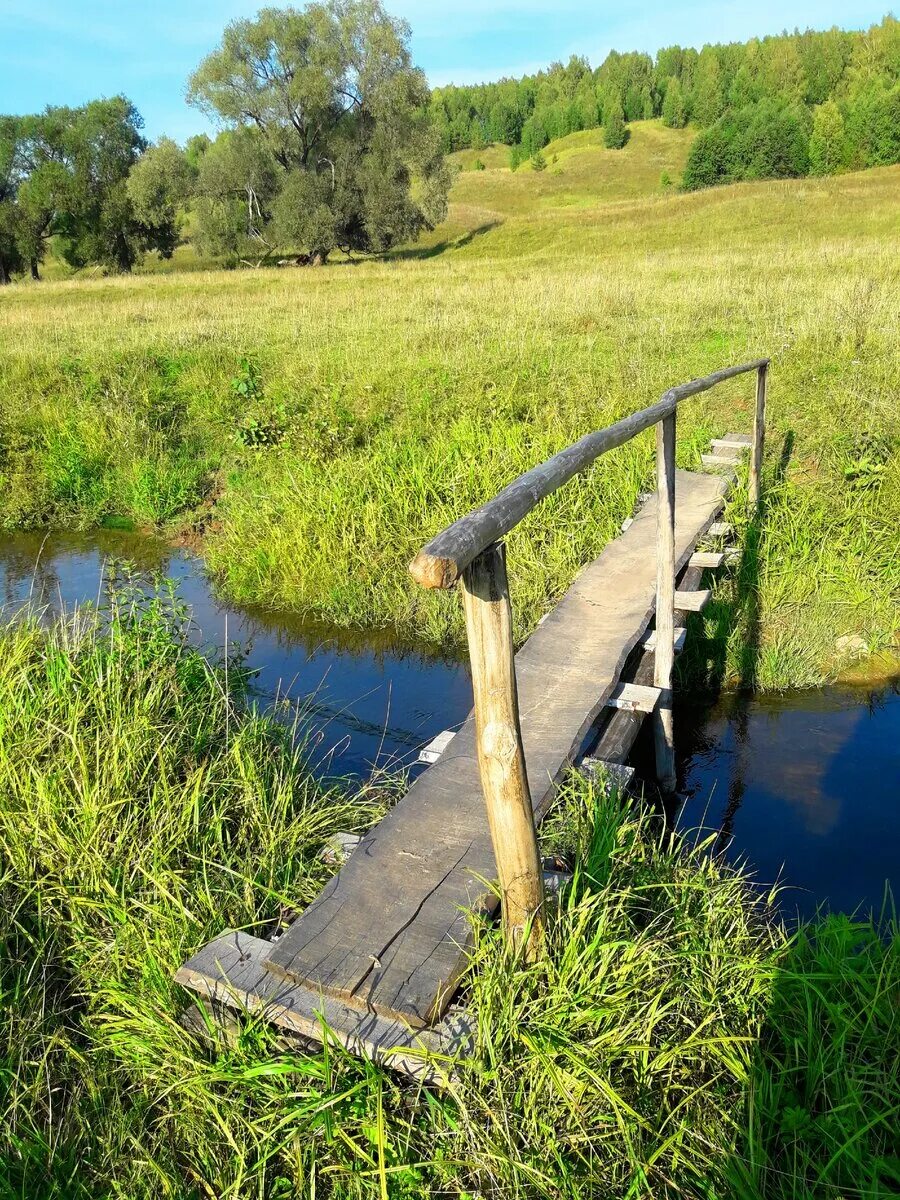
[603,100,629,149]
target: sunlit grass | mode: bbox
[0,594,895,1197]
[0,137,897,688]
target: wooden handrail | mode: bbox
[408,357,769,960]
[409,359,769,590]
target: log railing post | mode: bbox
[653,413,677,793]
[749,361,767,508]
[460,542,545,958]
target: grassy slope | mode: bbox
[0,122,897,687]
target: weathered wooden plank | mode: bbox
[643,627,687,653]
[708,521,732,538]
[263,469,728,1026]
[461,543,545,956]
[654,412,677,792]
[417,729,456,764]
[606,682,661,713]
[673,588,711,612]
[689,551,725,569]
[592,562,706,768]
[701,453,741,468]
[711,436,751,453]
[176,931,473,1084]
[409,361,767,589]
[750,365,768,508]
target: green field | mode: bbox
[2,123,897,687]
[1,117,899,1198]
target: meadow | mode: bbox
[0,119,898,1198]
[0,122,897,688]
[0,589,896,1198]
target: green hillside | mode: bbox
[435,120,694,239]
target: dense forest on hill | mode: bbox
[431,16,900,185]
[1,9,898,283]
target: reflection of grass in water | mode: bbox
[0,593,896,1196]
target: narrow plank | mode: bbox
[674,588,711,612]
[702,453,740,468]
[606,682,661,713]
[417,730,456,765]
[711,436,751,452]
[708,521,732,537]
[263,470,728,1025]
[643,627,687,653]
[592,562,706,767]
[176,931,473,1084]
[689,551,725,569]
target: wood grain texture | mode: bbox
[654,413,677,792]
[607,682,661,713]
[175,931,472,1083]
[264,469,728,1026]
[409,361,768,589]
[460,543,545,956]
[673,588,711,612]
[750,364,768,508]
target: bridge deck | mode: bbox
[257,468,728,1026]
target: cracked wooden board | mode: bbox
[261,469,728,1026]
[176,930,473,1083]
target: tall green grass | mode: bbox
[0,591,896,1197]
[1,165,897,687]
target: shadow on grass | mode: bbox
[387,221,502,262]
[724,906,900,1200]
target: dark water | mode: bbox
[0,531,473,778]
[673,686,899,920]
[0,531,896,918]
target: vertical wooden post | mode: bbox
[653,412,677,794]
[460,542,545,958]
[749,361,767,508]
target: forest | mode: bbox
[1,13,897,282]
[431,17,900,183]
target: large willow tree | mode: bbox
[187,2,451,264]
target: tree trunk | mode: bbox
[30,259,40,281]
[0,259,10,285]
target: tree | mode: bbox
[127,137,196,251]
[54,97,174,274]
[808,99,848,175]
[187,2,450,264]
[603,98,628,149]
[693,49,725,126]
[661,76,687,127]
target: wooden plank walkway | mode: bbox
[258,467,729,1026]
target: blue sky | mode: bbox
[0,0,888,142]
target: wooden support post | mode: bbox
[460,542,545,958]
[653,413,677,793]
[749,362,767,508]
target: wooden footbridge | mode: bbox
[177,359,769,1080]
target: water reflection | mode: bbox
[2,530,897,918]
[674,686,899,919]
[0,531,473,779]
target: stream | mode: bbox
[1,530,896,921]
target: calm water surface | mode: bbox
[673,686,899,920]
[1,530,896,918]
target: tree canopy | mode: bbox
[185,1,451,264]
[431,16,900,189]
[0,98,180,281]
